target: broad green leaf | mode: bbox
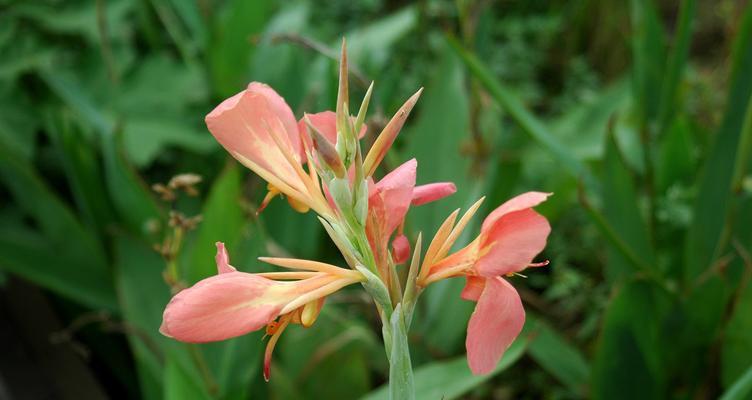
[527,316,590,396]
[592,280,672,400]
[164,357,212,400]
[208,0,273,97]
[601,132,654,282]
[684,6,752,281]
[630,0,666,125]
[101,132,163,237]
[0,141,116,310]
[184,163,245,284]
[362,334,528,400]
[345,6,418,74]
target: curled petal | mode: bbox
[160,272,286,343]
[215,242,237,274]
[475,209,551,277]
[482,192,551,232]
[411,182,457,206]
[466,277,525,375]
[205,82,305,193]
[391,234,411,264]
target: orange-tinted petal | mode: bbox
[160,272,285,343]
[412,182,456,206]
[205,82,305,193]
[466,277,525,375]
[475,209,551,277]
[481,192,551,232]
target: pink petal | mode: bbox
[205,83,304,191]
[460,276,485,301]
[391,234,411,264]
[475,209,551,277]
[482,192,551,232]
[466,277,525,375]
[371,159,417,237]
[411,182,457,206]
[160,272,285,343]
[215,242,237,274]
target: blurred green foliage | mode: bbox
[1,0,751,399]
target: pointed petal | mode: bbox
[466,277,525,375]
[475,209,551,277]
[411,182,457,206]
[205,83,304,192]
[482,191,551,231]
[460,276,485,301]
[391,234,411,264]
[215,242,237,274]
[160,272,284,342]
[363,88,423,176]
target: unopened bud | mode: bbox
[328,177,352,212]
[305,116,346,178]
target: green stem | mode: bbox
[388,304,414,400]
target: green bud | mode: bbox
[354,178,369,226]
[328,177,353,213]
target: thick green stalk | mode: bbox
[389,305,414,400]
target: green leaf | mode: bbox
[527,316,590,396]
[684,6,752,281]
[0,141,116,310]
[656,0,697,132]
[208,0,273,97]
[362,335,528,400]
[345,6,418,74]
[164,357,212,400]
[630,0,667,125]
[601,132,655,282]
[592,280,672,400]
[101,132,163,236]
[184,163,245,284]
[46,111,117,234]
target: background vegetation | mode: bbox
[1,0,751,399]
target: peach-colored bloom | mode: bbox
[160,242,362,380]
[418,192,551,375]
[205,83,329,216]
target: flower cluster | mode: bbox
[160,42,550,381]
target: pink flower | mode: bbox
[412,182,457,206]
[418,192,551,375]
[205,83,329,215]
[160,242,363,380]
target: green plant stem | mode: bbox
[388,304,414,400]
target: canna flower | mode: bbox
[205,83,331,216]
[160,242,363,380]
[417,192,552,375]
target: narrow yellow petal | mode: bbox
[435,196,485,261]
